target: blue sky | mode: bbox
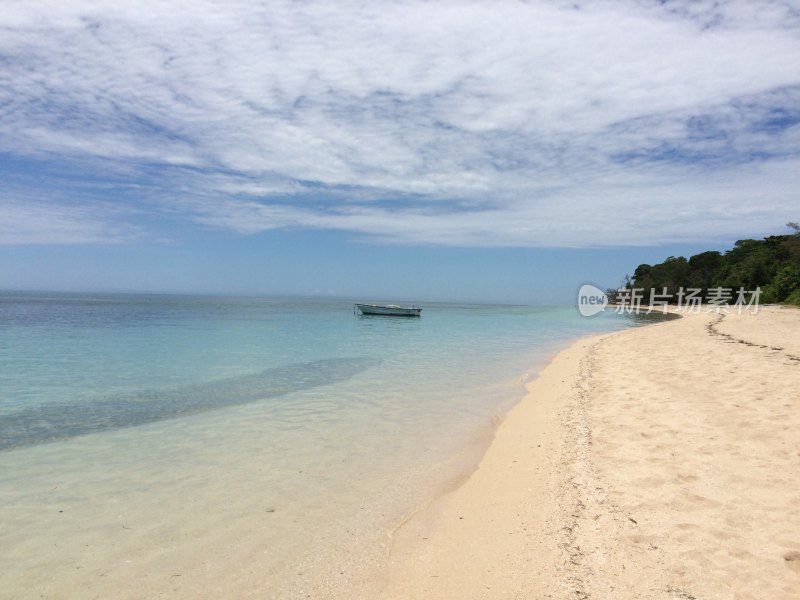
[1,0,799,303]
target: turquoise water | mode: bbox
[0,293,632,449]
[0,292,639,598]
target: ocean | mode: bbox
[0,292,641,598]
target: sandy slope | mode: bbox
[378,307,800,599]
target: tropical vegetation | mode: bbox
[617,223,800,305]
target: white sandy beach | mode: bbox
[377,307,800,599]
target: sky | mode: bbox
[1,0,799,302]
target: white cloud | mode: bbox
[0,197,145,245]
[1,0,799,246]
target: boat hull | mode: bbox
[355,304,421,317]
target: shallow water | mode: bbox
[0,293,639,598]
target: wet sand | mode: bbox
[379,307,800,599]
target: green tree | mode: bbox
[625,225,800,306]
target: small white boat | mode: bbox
[355,303,422,317]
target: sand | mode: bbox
[377,307,800,599]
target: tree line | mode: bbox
[615,223,800,305]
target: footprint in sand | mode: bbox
[784,551,800,573]
[632,476,665,488]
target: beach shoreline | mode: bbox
[3,304,798,599]
[2,299,632,600]
[372,306,800,599]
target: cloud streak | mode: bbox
[1,0,799,246]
